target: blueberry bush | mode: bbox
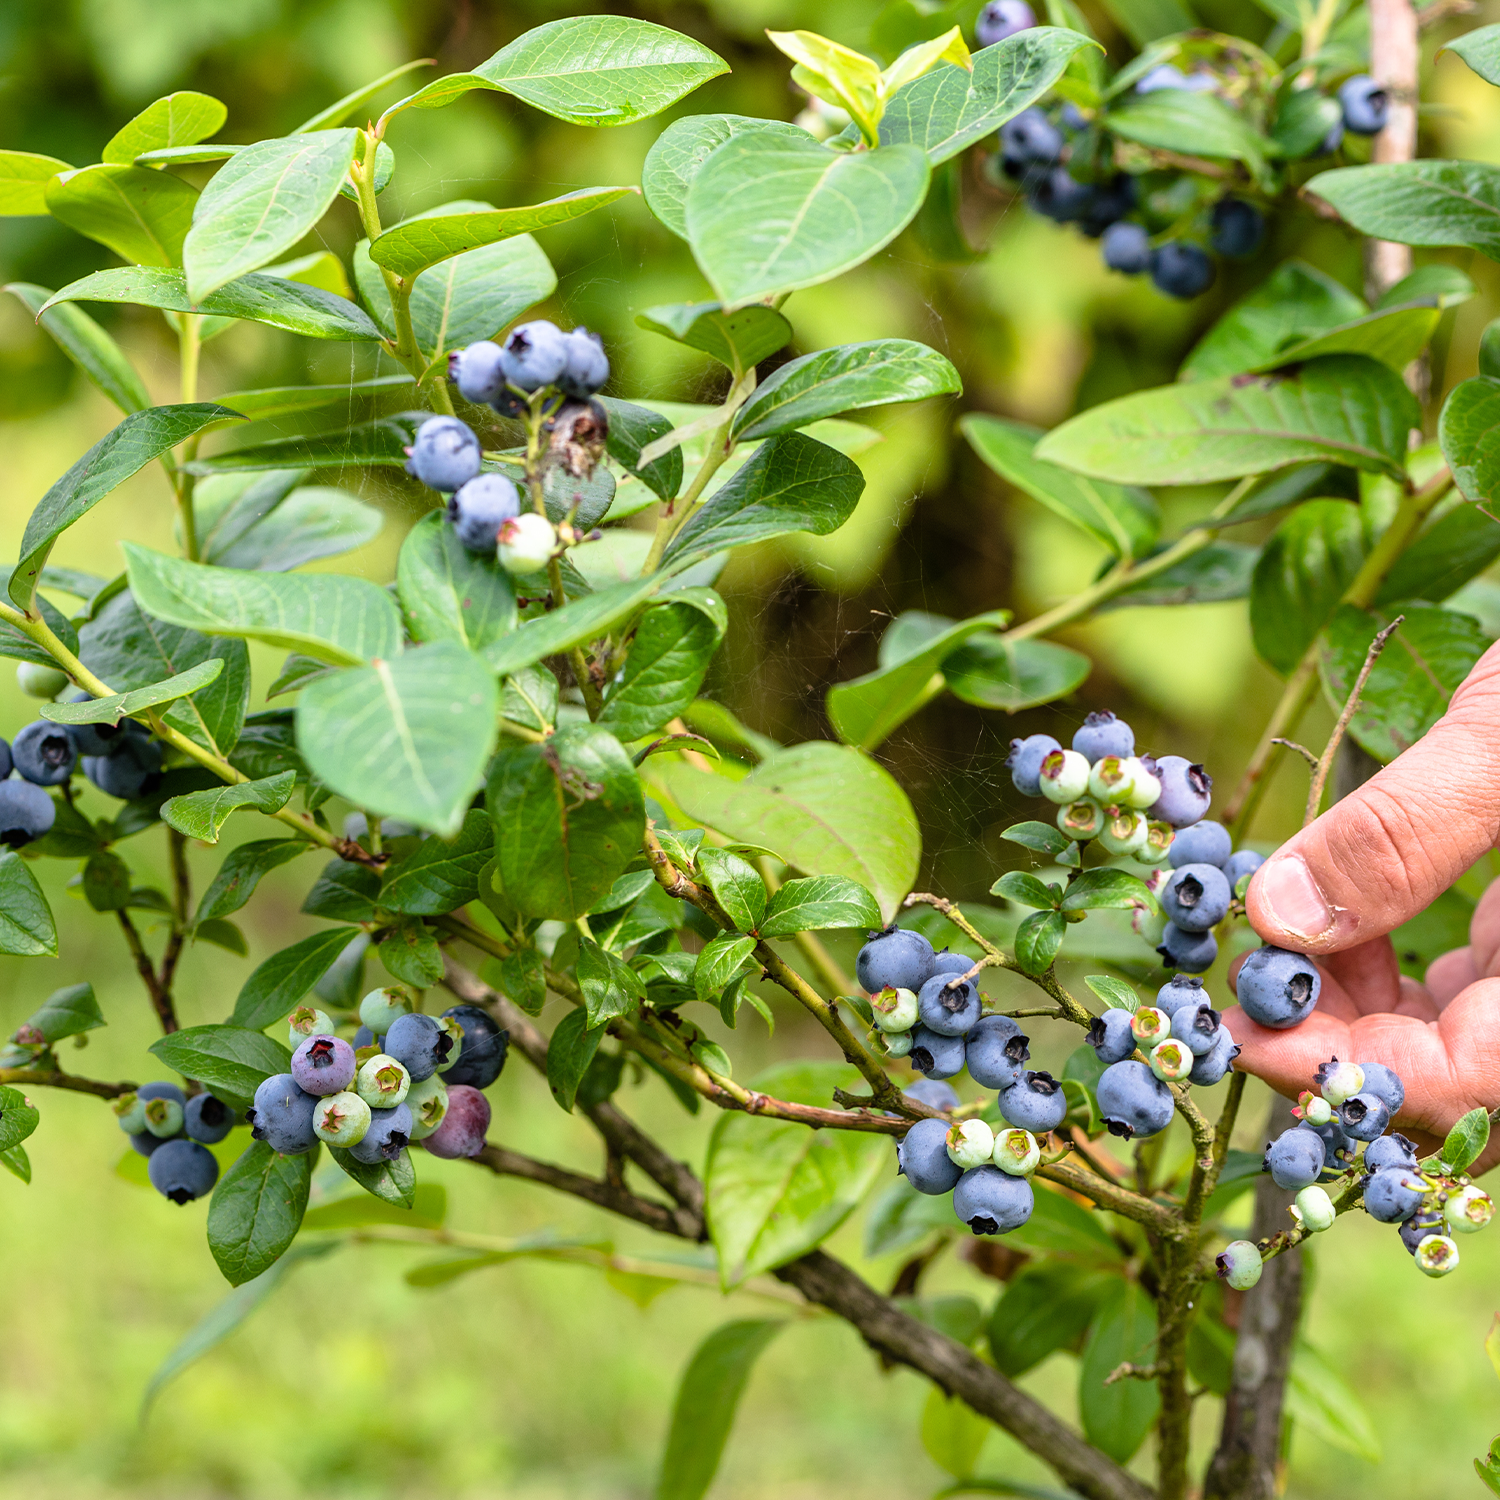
[3,6,1500,1499]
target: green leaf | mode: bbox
[298,642,498,837]
[733,339,960,441]
[663,431,865,567]
[396,512,516,655]
[42,265,383,342]
[196,476,382,573]
[380,808,492,915]
[0,1145,30,1183]
[988,1260,1114,1377]
[961,414,1159,557]
[140,1240,336,1421]
[195,840,307,926]
[1380,504,1500,607]
[920,1384,990,1479]
[209,377,411,424]
[0,853,57,956]
[482,574,665,678]
[578,936,647,1027]
[11,405,240,610]
[1443,24,1500,85]
[655,742,919,923]
[879,27,1099,163]
[207,1141,314,1286]
[1008,1181,1125,1261]
[1442,1106,1490,1172]
[1377,265,1476,312]
[1000,821,1070,854]
[636,302,792,380]
[685,133,929,307]
[369,188,632,278]
[1108,89,1268,176]
[641,116,808,240]
[77,591,248,758]
[149,1024,292,1109]
[655,1319,785,1500]
[993,871,1061,910]
[0,1086,41,1153]
[1014,910,1065,973]
[694,932,758,1004]
[1439,376,1500,505]
[1286,1341,1382,1462]
[160,771,296,843]
[378,919,444,988]
[1036,356,1420,485]
[327,1143,417,1206]
[1061,869,1155,912]
[0,150,73,215]
[942,635,1091,712]
[184,129,360,301]
[1307,161,1500,258]
[1102,541,1259,609]
[1320,603,1489,763]
[24,982,104,1043]
[1085,975,1139,1011]
[1259,305,1441,374]
[231,926,361,1031]
[1213,463,1353,528]
[547,1008,605,1112]
[598,596,726,743]
[1250,501,1366,674]
[103,91,226,164]
[45,164,196,267]
[489,723,645,921]
[1180,260,1367,382]
[5,281,149,414]
[295,60,435,132]
[183,418,417,477]
[696,847,767,933]
[760,875,881,938]
[123,542,402,666]
[302,859,380,922]
[593,396,684,502]
[197,918,248,955]
[41,658,223,725]
[1079,1281,1160,1463]
[83,851,132,911]
[301,1181,445,1231]
[705,1061,888,1287]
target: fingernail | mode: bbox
[1258,854,1333,941]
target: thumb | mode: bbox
[1246,638,1500,954]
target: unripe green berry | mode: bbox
[1098,806,1148,856]
[405,1073,450,1140]
[993,1127,1040,1176]
[313,1090,371,1146]
[16,663,69,699]
[359,987,414,1034]
[143,1096,184,1138]
[1297,1090,1332,1126]
[1131,1006,1170,1045]
[882,1030,914,1058]
[113,1091,147,1134]
[1137,821,1174,864]
[1414,1232,1460,1277]
[1087,756,1135,806]
[1057,798,1104,841]
[355,1052,411,1108]
[1446,1184,1493,1234]
[1317,1058,1364,1106]
[434,1015,465,1071]
[872,985,919,1032]
[1120,757,1161,810]
[1217,1239,1263,1289]
[946,1118,996,1170]
[288,1005,336,1049]
[1293,1184,1335,1232]
[1150,1037,1193,1082]
[497,513,557,574]
[1039,748,1090,804]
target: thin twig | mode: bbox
[0,1067,135,1099]
[1271,737,1318,767]
[116,909,177,1034]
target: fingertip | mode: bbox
[1246,851,1341,953]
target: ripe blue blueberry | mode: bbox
[1364,1132,1419,1172]
[904,1079,960,1113]
[998,108,1062,178]
[999,1071,1068,1134]
[448,473,521,552]
[290,1034,357,1097]
[1299,1117,1354,1169]
[248,1073,318,1154]
[129,1129,164,1157]
[1170,999,1221,1055]
[1188,1027,1240,1086]
[183,1093,234,1144]
[385,1011,455,1082]
[1097,1060,1174,1139]
[353,1025,378,1051]
[1210,198,1264,258]
[83,734,163,799]
[405,415,482,493]
[439,1003,509,1089]
[1161,863,1232,932]
[1157,922,1218,974]
[857,926,935,995]
[1399,1207,1444,1255]
[1088,1008,1137,1064]
[501,321,569,391]
[1265,1127,1324,1189]
[138,1080,186,1107]
[1168,820,1232,869]
[1224,849,1264,888]
[909,1024,966,1079]
[1147,756,1213,828]
[898,1116,964,1193]
[1363,1166,1426,1223]
[953,1164,1034,1235]
[1235,946,1320,1028]
[312,1090,370,1147]
[1006,733,1061,796]
[12,721,75,786]
[1072,710,1135,762]
[1102,221,1152,274]
[975,0,1035,45]
[929,950,975,980]
[422,1082,490,1158]
[1337,1091,1391,1142]
[1078,174,1137,238]
[916,973,981,1037]
[1156,974,1207,1016]
[558,328,610,399]
[0,780,55,848]
[1338,74,1389,135]
[965,1016,1030,1090]
[1355,1061,1405,1115]
[348,1101,413,1164]
[448,341,507,404]
[1028,167,1095,223]
[148,1138,219,1204]
[1217,1240,1262,1290]
[1152,242,1215,299]
[62,695,138,757]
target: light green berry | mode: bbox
[355,1052,410,1109]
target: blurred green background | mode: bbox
[4,0,1500,1495]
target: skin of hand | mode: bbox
[1221,641,1500,1173]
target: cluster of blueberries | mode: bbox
[403,318,610,573]
[974,0,1392,299]
[246,989,508,1165]
[0,668,169,847]
[1217,1058,1492,1289]
[116,1080,232,1204]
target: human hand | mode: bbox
[1222,643,1500,1170]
